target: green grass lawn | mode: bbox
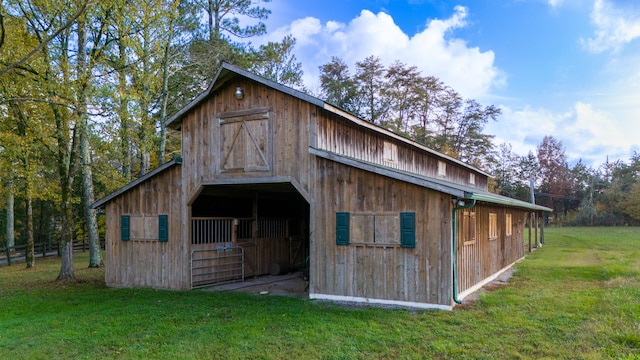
[1,227,639,359]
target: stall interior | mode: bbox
[189,185,309,288]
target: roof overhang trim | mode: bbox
[310,147,466,197]
[310,147,552,212]
[465,192,553,212]
[91,158,182,209]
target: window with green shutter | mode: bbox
[121,215,130,241]
[336,212,350,246]
[158,215,168,242]
[400,212,415,248]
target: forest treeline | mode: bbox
[1,1,638,275]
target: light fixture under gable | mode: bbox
[235,87,244,100]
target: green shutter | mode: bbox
[336,212,350,246]
[158,215,168,242]
[121,215,130,241]
[400,212,416,248]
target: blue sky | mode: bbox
[252,0,640,167]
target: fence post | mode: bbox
[5,241,11,266]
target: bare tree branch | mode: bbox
[0,97,106,116]
[0,0,90,77]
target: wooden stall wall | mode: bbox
[316,112,487,191]
[456,204,528,294]
[104,165,184,289]
[311,158,452,306]
[180,78,317,202]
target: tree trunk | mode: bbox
[80,126,102,268]
[5,179,14,252]
[138,19,154,176]
[52,97,77,280]
[25,193,35,268]
[157,8,176,165]
[77,8,102,268]
[118,40,132,180]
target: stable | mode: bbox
[93,62,550,310]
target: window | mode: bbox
[461,211,476,244]
[438,161,447,176]
[469,173,476,185]
[121,215,168,241]
[383,141,398,163]
[489,213,498,240]
[336,212,415,247]
[351,214,399,245]
[505,213,512,236]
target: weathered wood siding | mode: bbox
[316,112,487,190]
[180,78,317,201]
[104,165,184,289]
[178,77,317,286]
[311,158,453,306]
[456,204,527,294]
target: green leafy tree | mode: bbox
[250,34,304,89]
[354,55,387,124]
[319,57,359,113]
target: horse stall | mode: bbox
[189,185,309,288]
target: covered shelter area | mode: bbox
[189,182,310,289]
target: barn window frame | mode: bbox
[462,211,477,245]
[489,213,498,241]
[383,141,398,164]
[437,161,447,177]
[336,212,416,247]
[505,213,512,236]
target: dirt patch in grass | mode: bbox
[457,266,516,309]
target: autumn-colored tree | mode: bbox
[536,135,571,218]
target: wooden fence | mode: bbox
[0,238,105,266]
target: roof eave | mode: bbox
[91,158,182,209]
[465,192,553,212]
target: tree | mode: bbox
[197,0,271,43]
[0,1,89,77]
[537,135,571,218]
[382,61,423,136]
[0,9,57,268]
[319,57,359,113]
[179,0,271,102]
[6,0,82,278]
[250,34,304,89]
[354,55,387,124]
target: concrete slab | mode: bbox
[205,272,309,298]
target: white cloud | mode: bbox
[259,6,503,100]
[490,102,640,166]
[582,0,640,53]
[547,0,564,8]
[489,106,570,156]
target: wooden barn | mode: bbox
[93,62,551,310]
